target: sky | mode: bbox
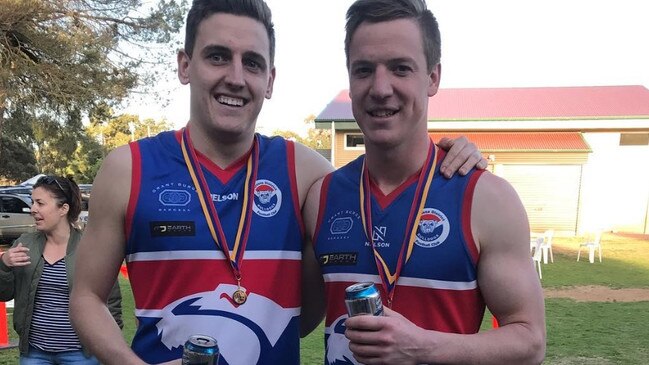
[125,0,649,136]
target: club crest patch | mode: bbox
[415,208,450,248]
[252,179,282,217]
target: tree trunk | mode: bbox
[0,91,6,162]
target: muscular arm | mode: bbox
[423,173,546,364]
[293,142,332,337]
[345,173,545,365]
[70,145,146,365]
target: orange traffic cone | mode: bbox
[120,264,129,280]
[492,315,499,329]
[0,301,17,349]
[0,301,8,347]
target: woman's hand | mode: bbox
[2,243,31,267]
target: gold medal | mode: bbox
[233,288,247,304]
[182,130,258,309]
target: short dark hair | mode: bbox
[34,175,82,224]
[184,0,276,65]
[345,0,441,73]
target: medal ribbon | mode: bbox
[180,127,259,281]
[359,141,438,305]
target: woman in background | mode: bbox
[0,175,122,364]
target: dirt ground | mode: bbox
[544,285,649,302]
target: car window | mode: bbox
[0,196,30,213]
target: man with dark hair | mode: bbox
[304,0,546,364]
[70,0,487,364]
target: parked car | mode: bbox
[0,193,35,244]
[0,186,33,195]
[79,184,92,211]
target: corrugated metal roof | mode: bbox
[429,132,591,152]
[316,85,649,121]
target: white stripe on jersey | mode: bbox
[127,250,301,262]
[323,273,477,291]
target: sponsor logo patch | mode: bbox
[152,182,196,212]
[319,252,358,266]
[159,189,191,206]
[330,217,353,234]
[326,210,361,241]
[150,221,196,237]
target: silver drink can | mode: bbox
[182,334,219,365]
[345,282,384,316]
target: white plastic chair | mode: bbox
[531,237,544,279]
[577,231,602,263]
[540,229,554,264]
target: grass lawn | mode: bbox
[1,233,647,364]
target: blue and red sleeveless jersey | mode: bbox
[313,150,486,365]
[125,130,304,365]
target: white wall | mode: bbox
[580,133,649,234]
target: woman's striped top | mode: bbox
[29,257,82,352]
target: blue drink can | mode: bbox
[182,334,219,365]
[345,282,384,316]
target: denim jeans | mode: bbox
[20,345,99,365]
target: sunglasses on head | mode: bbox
[38,176,69,202]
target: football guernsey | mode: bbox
[313,145,486,365]
[125,130,304,365]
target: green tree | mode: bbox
[0,0,187,159]
[86,109,173,152]
[0,133,38,184]
[272,129,304,144]
[272,114,331,150]
[66,134,104,183]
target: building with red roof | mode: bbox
[315,85,649,235]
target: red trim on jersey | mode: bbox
[462,169,485,265]
[174,128,249,184]
[370,170,419,210]
[285,140,305,237]
[436,148,448,164]
[371,148,445,210]
[129,259,301,309]
[312,173,333,246]
[126,142,142,242]
[197,148,249,184]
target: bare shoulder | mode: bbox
[293,142,334,206]
[471,171,530,253]
[89,145,132,216]
[293,142,334,178]
[99,144,132,174]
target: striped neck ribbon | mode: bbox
[180,127,259,286]
[359,141,438,307]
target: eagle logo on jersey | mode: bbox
[252,179,282,217]
[152,284,298,365]
[325,315,357,365]
[415,208,450,248]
